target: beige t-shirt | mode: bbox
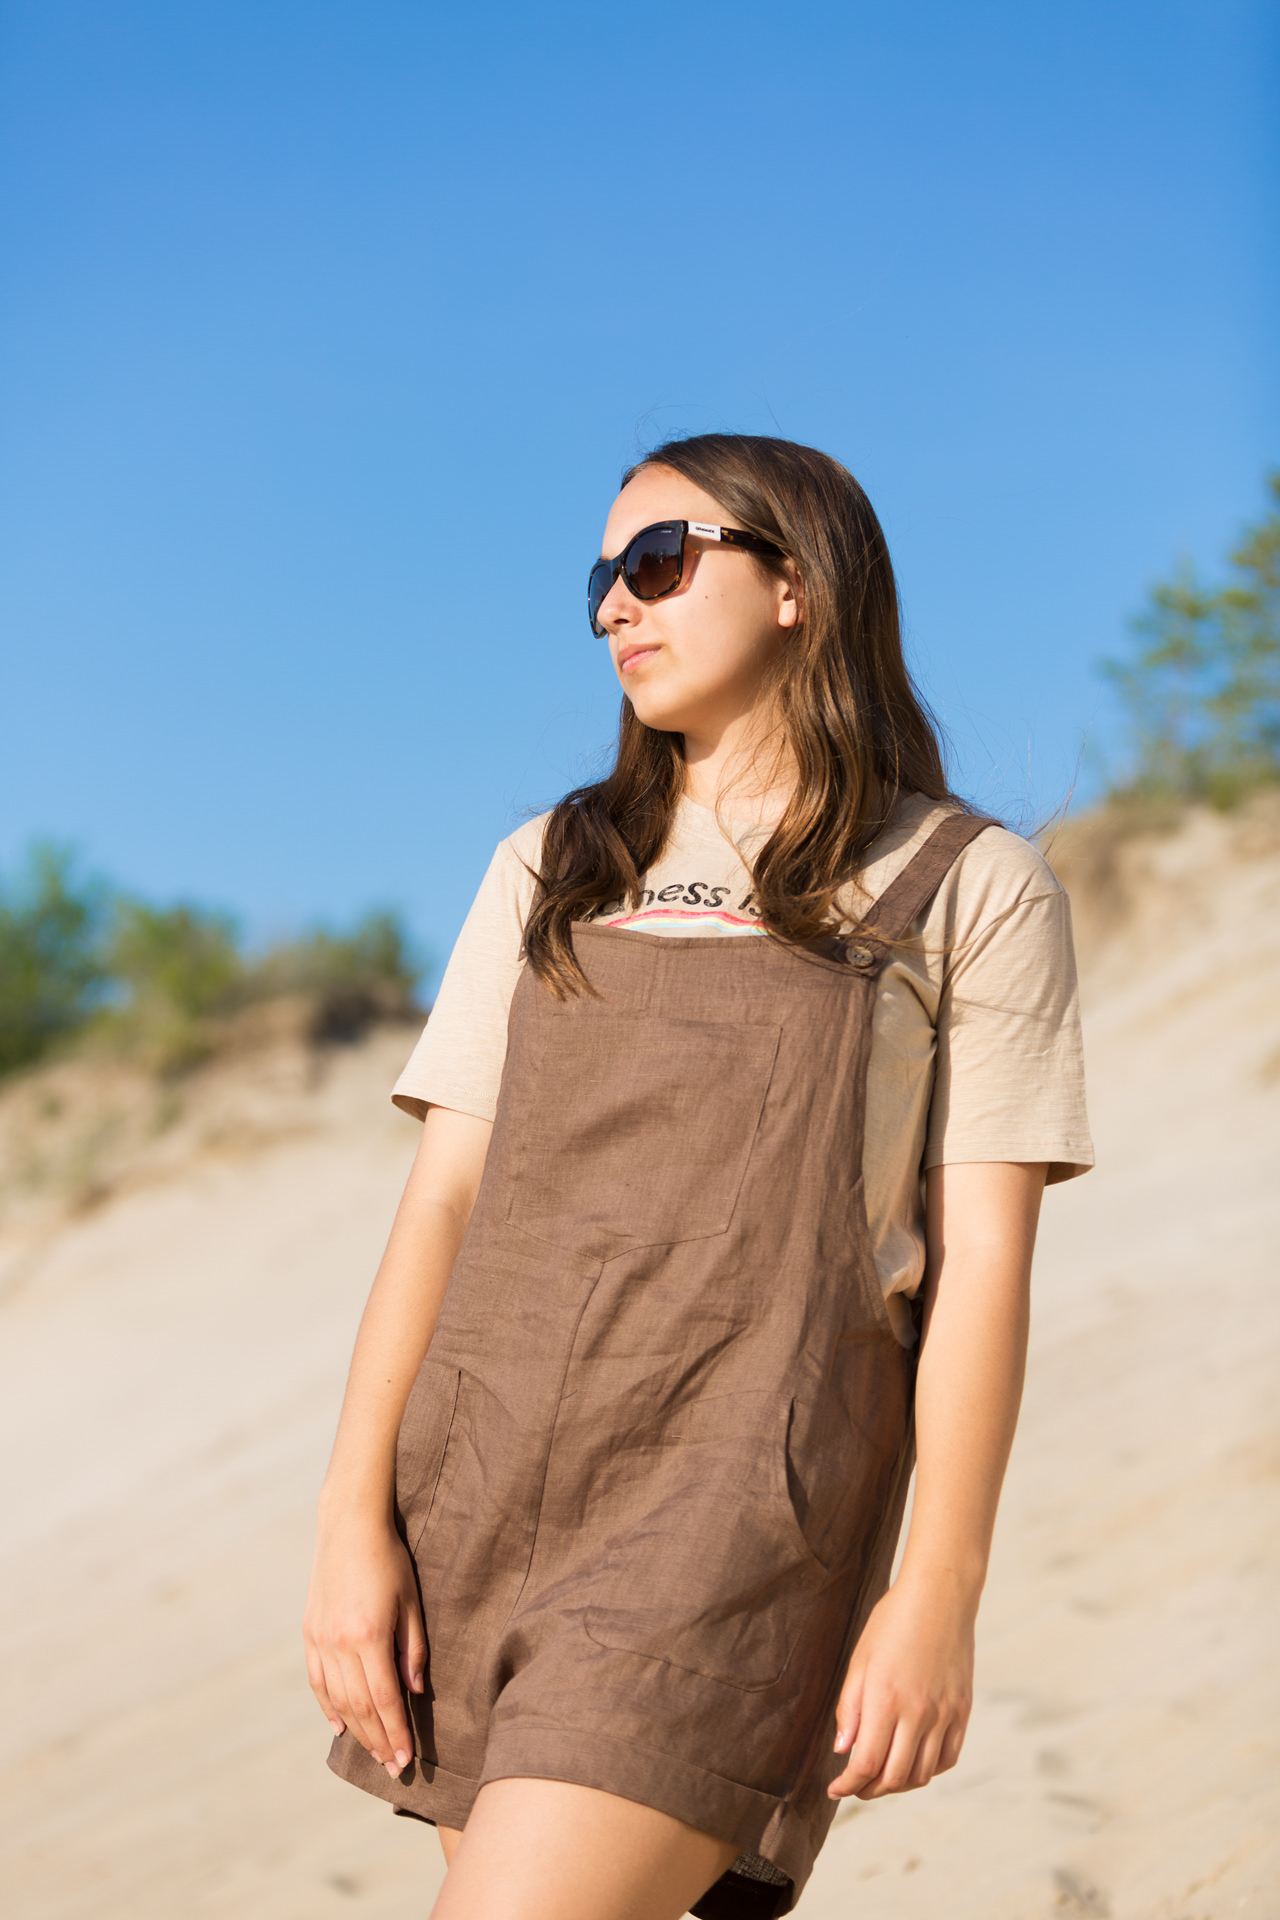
[394,792,1094,1344]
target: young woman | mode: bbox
[304,434,1093,1920]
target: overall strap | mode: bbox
[842,812,996,976]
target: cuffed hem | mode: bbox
[479,1721,812,1912]
[326,1730,479,1833]
[390,1081,499,1125]
[923,1140,1095,1183]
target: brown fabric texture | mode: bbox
[329,814,993,1916]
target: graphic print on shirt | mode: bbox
[581,877,768,937]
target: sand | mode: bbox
[1,801,1277,1919]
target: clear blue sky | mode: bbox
[1,0,1275,984]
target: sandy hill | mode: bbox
[1,800,1277,1920]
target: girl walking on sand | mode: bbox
[304,433,1092,1920]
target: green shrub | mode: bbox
[245,909,424,1041]
[1103,473,1280,807]
[0,845,108,1077]
[0,848,426,1082]
[100,900,244,1070]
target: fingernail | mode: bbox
[384,1760,401,1778]
[411,1671,424,1693]
[394,1749,411,1768]
[329,1720,344,1736]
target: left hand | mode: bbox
[827,1572,976,1800]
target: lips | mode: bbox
[618,645,660,673]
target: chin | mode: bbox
[637,710,693,739]
[623,693,677,731]
[624,681,699,731]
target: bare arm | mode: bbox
[828,1159,1047,1800]
[303,1104,493,1777]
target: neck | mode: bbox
[681,713,798,827]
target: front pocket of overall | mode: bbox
[504,1005,781,1259]
[394,1359,462,1556]
[582,1391,827,1691]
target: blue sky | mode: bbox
[1,0,1275,984]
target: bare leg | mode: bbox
[430,1777,740,1920]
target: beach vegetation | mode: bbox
[0,853,425,1083]
[1101,472,1279,809]
[0,845,110,1078]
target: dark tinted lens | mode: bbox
[624,524,683,600]
[587,559,615,634]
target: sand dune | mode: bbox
[2,801,1277,1920]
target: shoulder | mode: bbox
[920,809,1081,1001]
[849,794,1062,925]
[943,815,1064,919]
[919,810,1073,969]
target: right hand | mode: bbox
[303,1510,426,1778]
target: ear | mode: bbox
[776,562,803,630]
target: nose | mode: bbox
[596,570,636,634]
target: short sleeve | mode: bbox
[391,817,545,1123]
[924,880,1094,1185]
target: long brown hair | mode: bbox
[524,433,963,994]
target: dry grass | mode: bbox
[1040,785,1280,968]
[0,1001,423,1246]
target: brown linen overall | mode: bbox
[329,813,992,1918]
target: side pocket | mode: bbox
[394,1361,462,1557]
[582,1391,828,1690]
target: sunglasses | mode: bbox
[587,520,785,637]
